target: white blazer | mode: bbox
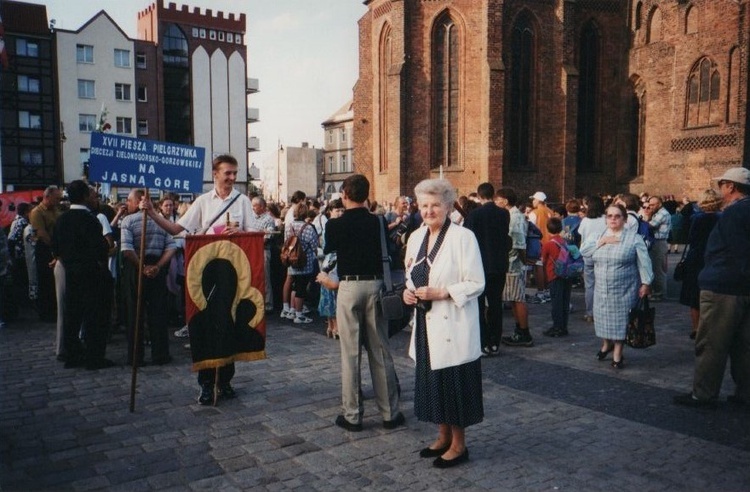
[405,222,485,370]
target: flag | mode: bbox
[0,14,8,69]
[184,232,266,371]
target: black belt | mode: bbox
[340,275,382,281]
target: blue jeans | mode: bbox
[550,278,572,331]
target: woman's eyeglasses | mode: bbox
[606,214,624,219]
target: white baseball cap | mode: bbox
[530,191,547,202]
[713,167,750,186]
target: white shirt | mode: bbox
[96,213,113,236]
[578,216,607,245]
[625,211,639,230]
[177,188,253,234]
[284,203,298,233]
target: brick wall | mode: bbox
[354,0,748,203]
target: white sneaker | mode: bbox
[294,315,313,324]
[174,325,189,338]
[301,306,311,314]
[280,309,294,319]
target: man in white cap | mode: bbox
[528,191,551,304]
[674,167,750,409]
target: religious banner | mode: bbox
[88,132,205,193]
[184,232,266,371]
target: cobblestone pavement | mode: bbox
[1,256,749,491]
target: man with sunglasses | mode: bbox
[674,167,750,409]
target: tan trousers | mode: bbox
[693,290,750,401]
[54,260,66,355]
[336,279,400,424]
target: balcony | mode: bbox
[247,107,259,123]
[247,136,260,152]
[246,78,259,94]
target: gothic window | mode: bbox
[576,21,600,173]
[379,24,392,172]
[686,57,721,127]
[728,47,739,124]
[509,11,536,170]
[431,12,460,169]
[685,5,698,34]
[634,2,643,30]
[647,8,662,43]
[629,79,646,177]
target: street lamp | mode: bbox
[321,169,326,200]
[276,140,283,202]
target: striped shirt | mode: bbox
[121,213,176,257]
[648,206,672,240]
[507,207,527,275]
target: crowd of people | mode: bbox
[1,159,748,466]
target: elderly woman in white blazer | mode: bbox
[403,179,485,469]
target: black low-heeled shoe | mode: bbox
[596,346,614,361]
[419,444,451,458]
[433,448,469,469]
[611,358,624,369]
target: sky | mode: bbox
[23,0,366,172]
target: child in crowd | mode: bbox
[541,217,573,337]
[315,199,344,339]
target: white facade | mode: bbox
[191,46,248,186]
[321,100,354,198]
[261,143,322,202]
[56,13,136,184]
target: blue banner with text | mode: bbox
[88,133,205,193]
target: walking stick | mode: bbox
[129,187,149,412]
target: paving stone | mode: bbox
[2,284,750,490]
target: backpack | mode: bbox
[280,223,309,269]
[552,239,585,278]
[635,215,655,250]
[525,221,543,264]
[561,218,581,247]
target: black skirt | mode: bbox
[413,309,484,428]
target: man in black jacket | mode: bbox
[465,182,510,355]
[52,180,112,370]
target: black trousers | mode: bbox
[123,261,170,363]
[478,273,506,347]
[63,264,108,363]
[198,364,235,387]
[35,242,56,321]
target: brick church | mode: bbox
[353,0,747,204]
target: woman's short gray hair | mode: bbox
[414,179,456,210]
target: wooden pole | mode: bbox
[213,367,219,406]
[129,187,149,412]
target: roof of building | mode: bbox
[322,100,353,126]
[1,0,50,36]
[54,10,132,41]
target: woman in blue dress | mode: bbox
[403,179,485,468]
